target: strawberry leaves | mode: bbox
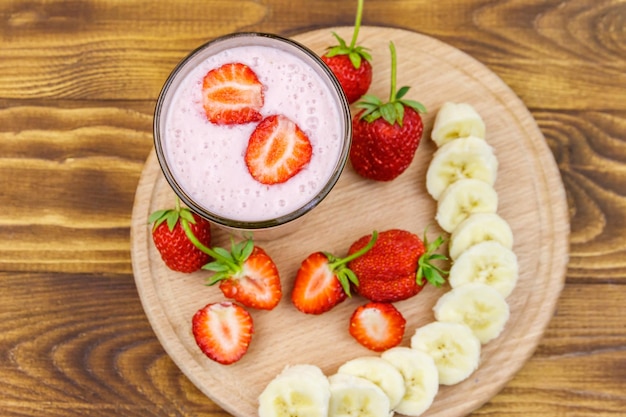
[203,239,254,285]
[356,42,426,126]
[324,0,371,69]
[416,230,448,287]
[149,198,196,232]
[325,32,372,69]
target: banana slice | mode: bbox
[327,373,391,417]
[380,347,439,417]
[258,364,330,417]
[431,102,486,147]
[410,321,481,386]
[448,212,514,260]
[337,356,406,410]
[449,240,519,298]
[433,283,510,344]
[426,136,498,200]
[435,178,498,233]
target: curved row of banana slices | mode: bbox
[258,319,487,417]
[257,102,521,417]
[258,346,440,417]
[421,102,520,377]
[427,101,519,298]
[259,317,496,416]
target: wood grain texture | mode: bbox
[0,102,153,273]
[0,271,228,417]
[0,0,624,416]
[1,276,621,416]
[130,26,569,417]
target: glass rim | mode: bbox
[153,32,352,231]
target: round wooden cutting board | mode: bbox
[131,26,570,417]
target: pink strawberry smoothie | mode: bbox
[156,35,350,226]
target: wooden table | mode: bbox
[1,1,624,416]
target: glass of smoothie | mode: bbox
[154,32,351,240]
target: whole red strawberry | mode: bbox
[203,239,282,310]
[348,229,447,303]
[149,200,212,273]
[321,0,372,104]
[291,231,378,314]
[350,42,427,181]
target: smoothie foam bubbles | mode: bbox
[154,33,351,236]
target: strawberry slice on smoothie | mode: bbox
[201,62,264,125]
[245,114,313,185]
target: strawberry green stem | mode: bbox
[181,219,239,271]
[388,41,397,102]
[354,41,425,125]
[328,230,378,270]
[349,0,364,49]
[326,230,378,297]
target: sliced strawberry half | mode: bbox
[191,302,253,365]
[349,302,406,352]
[291,232,378,315]
[245,114,313,185]
[218,246,282,310]
[292,252,348,315]
[203,239,282,310]
[201,62,264,125]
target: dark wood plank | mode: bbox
[1,273,623,416]
[0,271,228,416]
[0,102,154,274]
[0,1,624,109]
[538,109,626,281]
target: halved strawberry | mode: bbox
[202,62,264,125]
[203,239,282,310]
[292,252,346,314]
[291,232,378,315]
[349,302,406,352]
[245,114,313,185]
[192,301,253,365]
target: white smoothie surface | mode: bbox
[163,44,345,222]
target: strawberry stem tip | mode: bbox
[355,41,427,126]
[326,0,371,69]
[416,230,449,288]
[350,0,364,50]
[325,230,378,296]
